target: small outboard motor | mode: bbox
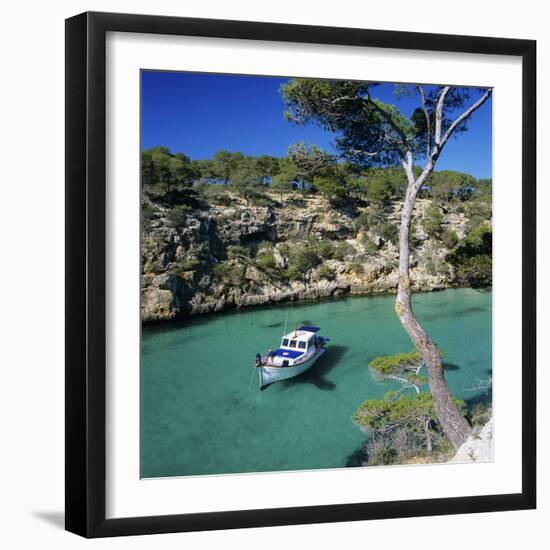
[255,353,262,367]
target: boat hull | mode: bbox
[259,347,327,388]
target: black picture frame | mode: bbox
[65,11,536,538]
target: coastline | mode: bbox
[141,194,492,324]
[141,285,491,327]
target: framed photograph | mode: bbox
[65,11,536,538]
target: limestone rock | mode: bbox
[450,418,493,463]
[140,196,489,322]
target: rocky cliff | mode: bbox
[450,417,494,463]
[141,193,486,323]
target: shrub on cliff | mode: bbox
[256,251,277,272]
[316,240,335,259]
[466,200,492,221]
[141,202,159,228]
[448,224,492,287]
[284,246,321,280]
[354,211,370,231]
[174,258,201,273]
[372,221,398,245]
[332,242,356,260]
[349,262,364,274]
[361,235,379,256]
[453,255,492,287]
[353,392,466,465]
[465,214,486,234]
[199,183,234,206]
[316,264,336,280]
[469,402,492,428]
[166,205,193,227]
[421,202,444,238]
[441,229,459,249]
[212,262,246,285]
[226,244,252,259]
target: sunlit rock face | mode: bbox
[141,195,490,322]
[450,418,494,463]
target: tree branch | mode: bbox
[434,86,451,146]
[364,89,410,152]
[417,85,431,158]
[346,147,381,158]
[401,151,415,186]
[439,89,493,150]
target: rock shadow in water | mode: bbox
[463,390,493,410]
[345,445,368,467]
[443,362,461,371]
[276,345,348,392]
[263,321,283,328]
[420,306,488,322]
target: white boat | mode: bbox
[256,325,329,389]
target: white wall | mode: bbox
[0,0,546,548]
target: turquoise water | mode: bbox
[141,288,492,478]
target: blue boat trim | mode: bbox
[273,348,304,359]
[297,325,321,333]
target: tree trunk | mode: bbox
[395,175,471,450]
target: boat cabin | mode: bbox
[269,326,321,366]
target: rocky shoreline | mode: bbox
[142,193,488,323]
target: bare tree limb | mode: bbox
[346,147,381,158]
[434,86,451,146]
[464,376,493,393]
[417,85,431,158]
[439,89,493,150]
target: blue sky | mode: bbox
[141,71,492,179]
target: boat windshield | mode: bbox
[282,338,289,346]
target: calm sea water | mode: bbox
[141,288,492,478]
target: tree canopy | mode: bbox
[281,78,492,449]
[141,146,491,208]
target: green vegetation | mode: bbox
[465,214,486,234]
[349,261,365,274]
[141,201,158,226]
[198,183,234,206]
[226,244,251,259]
[141,146,491,308]
[255,250,277,272]
[448,224,492,287]
[354,211,370,230]
[353,392,466,465]
[469,403,492,429]
[368,350,423,376]
[426,170,479,203]
[166,205,193,227]
[368,350,431,393]
[316,264,336,280]
[174,258,201,273]
[284,246,321,280]
[212,262,246,285]
[142,147,204,208]
[142,78,493,459]
[360,235,379,255]
[316,240,335,259]
[372,221,399,245]
[141,142,491,293]
[332,242,355,260]
[441,229,459,249]
[141,146,491,214]
[421,202,444,238]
